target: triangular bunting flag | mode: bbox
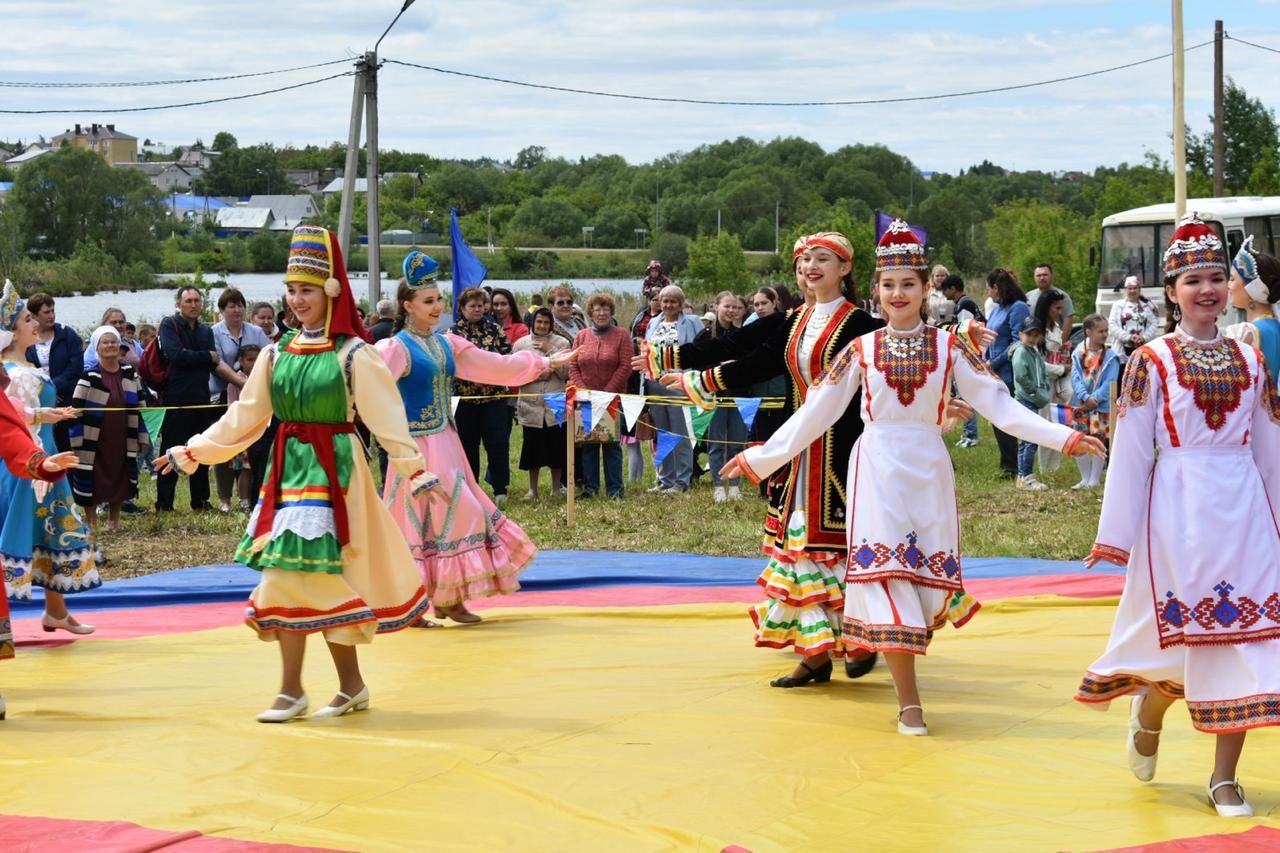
[451,396,460,418]
[683,406,696,446]
[690,407,713,443]
[578,401,592,434]
[588,390,616,433]
[733,397,762,432]
[654,430,682,468]
[618,393,645,431]
[544,392,566,426]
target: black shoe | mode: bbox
[121,501,147,514]
[770,658,833,688]
[844,652,879,679]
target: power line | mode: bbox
[0,58,355,89]
[0,71,354,114]
[1226,33,1280,56]
[385,41,1214,107]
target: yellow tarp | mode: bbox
[2,598,1275,851]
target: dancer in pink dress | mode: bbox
[376,253,576,625]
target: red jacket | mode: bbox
[569,325,633,393]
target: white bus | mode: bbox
[1094,196,1280,319]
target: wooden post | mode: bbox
[1213,19,1225,198]
[1172,0,1188,220]
[565,403,576,527]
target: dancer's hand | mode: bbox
[944,398,974,422]
[972,325,997,349]
[550,348,579,370]
[659,373,684,389]
[719,458,743,482]
[1070,435,1107,459]
[41,406,78,423]
[630,353,647,372]
[40,451,78,473]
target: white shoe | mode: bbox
[727,485,742,501]
[42,613,95,635]
[218,501,231,513]
[256,693,308,723]
[1071,480,1090,490]
[646,485,663,494]
[897,705,928,736]
[1207,778,1253,817]
[522,490,537,501]
[1127,695,1160,782]
[0,693,6,721]
[493,493,507,507]
[659,486,685,495]
[713,486,727,503]
[312,685,370,718]
[1016,475,1049,492]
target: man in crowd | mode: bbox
[939,275,985,324]
[156,286,218,512]
[25,293,83,451]
[367,299,396,341]
[1026,263,1074,342]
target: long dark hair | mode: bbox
[1033,288,1065,331]
[490,287,520,322]
[987,268,1026,306]
[773,284,793,310]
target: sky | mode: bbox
[1,1,1278,174]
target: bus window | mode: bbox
[1098,224,1156,289]
[1244,216,1270,254]
[1270,217,1280,255]
[1228,229,1245,258]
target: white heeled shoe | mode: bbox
[42,613,95,635]
[312,685,369,718]
[1127,695,1160,782]
[1207,779,1253,817]
[0,693,6,721]
[897,705,928,736]
[256,693,308,723]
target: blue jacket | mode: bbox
[158,314,217,404]
[1071,346,1122,413]
[985,300,1030,387]
[26,324,83,405]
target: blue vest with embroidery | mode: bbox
[394,329,455,436]
[1254,318,1280,385]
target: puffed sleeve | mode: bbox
[0,391,61,481]
[6,366,44,419]
[733,338,864,486]
[347,343,431,483]
[182,345,276,467]
[446,332,547,387]
[373,336,411,380]
[1249,354,1280,518]
[1090,346,1159,565]
[953,334,1080,453]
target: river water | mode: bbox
[51,274,642,331]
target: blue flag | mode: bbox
[733,397,762,432]
[450,207,488,312]
[544,392,566,426]
[653,431,682,468]
[874,210,928,246]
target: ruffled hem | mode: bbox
[409,513,537,607]
[749,599,848,658]
[236,530,344,575]
[756,557,844,608]
[5,546,104,599]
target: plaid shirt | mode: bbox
[451,318,511,401]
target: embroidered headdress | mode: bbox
[1162,213,1227,279]
[402,250,440,289]
[791,234,809,263]
[0,279,24,353]
[875,218,928,272]
[804,231,853,263]
[284,225,368,342]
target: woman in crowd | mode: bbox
[570,293,632,499]
[1106,276,1160,365]
[25,293,83,452]
[1032,287,1073,474]
[624,289,662,483]
[642,259,670,298]
[1068,314,1119,490]
[0,282,100,636]
[1224,236,1280,377]
[745,287,788,490]
[491,287,529,346]
[0,377,80,721]
[87,308,144,370]
[211,288,274,513]
[983,269,1031,478]
[514,307,569,499]
[723,222,1102,735]
[698,291,748,502]
[376,252,571,625]
[452,287,515,506]
[69,325,149,530]
[643,284,703,494]
[548,285,586,344]
[157,226,439,722]
[251,301,282,343]
[1076,215,1279,817]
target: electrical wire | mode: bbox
[1225,33,1280,56]
[0,57,355,89]
[384,41,1214,107]
[0,71,354,114]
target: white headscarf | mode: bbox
[88,325,122,364]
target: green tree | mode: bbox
[194,144,291,196]
[508,196,587,246]
[985,200,1093,310]
[686,232,752,292]
[1186,78,1280,194]
[211,131,239,152]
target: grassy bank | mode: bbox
[96,417,1098,580]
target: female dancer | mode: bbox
[1076,215,1280,817]
[375,252,573,625]
[0,281,101,635]
[157,226,440,722]
[647,234,877,683]
[723,221,1103,733]
[1224,235,1280,379]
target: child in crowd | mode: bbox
[1069,314,1120,490]
[1011,316,1051,491]
[227,344,260,511]
[136,324,157,351]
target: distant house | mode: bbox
[177,148,220,170]
[320,172,421,197]
[215,206,274,235]
[3,143,52,171]
[115,161,200,192]
[284,169,326,193]
[51,123,138,165]
[166,194,230,226]
[247,194,319,231]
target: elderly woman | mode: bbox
[85,308,143,371]
[569,293,633,498]
[1107,276,1160,364]
[453,286,515,505]
[644,284,703,493]
[548,284,586,344]
[514,308,569,498]
[70,326,149,529]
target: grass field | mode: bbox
[95,416,1102,580]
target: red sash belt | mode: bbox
[253,421,357,547]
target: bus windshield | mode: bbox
[1098,220,1225,290]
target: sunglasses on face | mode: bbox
[554,300,573,306]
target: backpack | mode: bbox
[139,318,173,390]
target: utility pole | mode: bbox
[1171,0,1187,220]
[337,58,367,264]
[365,50,382,306]
[654,180,660,232]
[774,200,780,255]
[1213,19,1225,198]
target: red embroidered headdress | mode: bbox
[1162,213,1226,280]
[804,231,853,263]
[791,234,809,262]
[875,218,928,272]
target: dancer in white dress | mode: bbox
[723,221,1104,734]
[1076,214,1280,817]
